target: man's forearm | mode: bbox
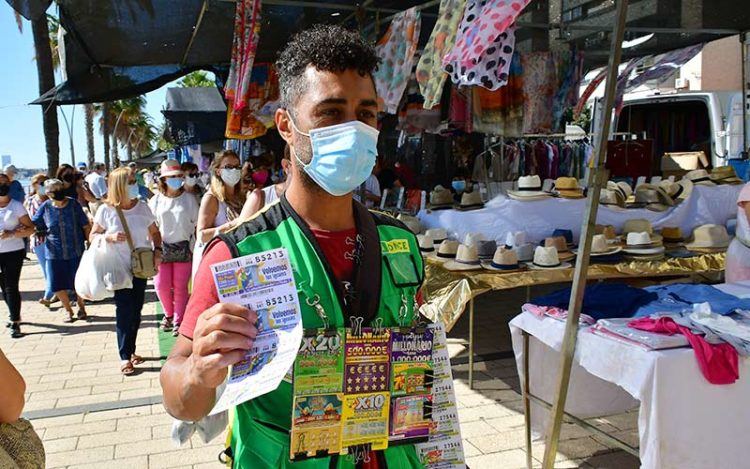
[161,355,217,422]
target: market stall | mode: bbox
[509,282,750,469]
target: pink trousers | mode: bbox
[154,261,192,325]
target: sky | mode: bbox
[0,7,176,171]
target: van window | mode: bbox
[617,100,711,161]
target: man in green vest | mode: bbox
[161,24,426,468]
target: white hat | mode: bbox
[505,231,527,248]
[686,169,716,186]
[573,234,622,256]
[425,228,448,244]
[482,247,525,272]
[685,224,732,251]
[623,232,666,255]
[530,246,571,270]
[160,159,184,178]
[458,191,484,211]
[513,243,535,262]
[417,234,436,257]
[507,175,551,200]
[444,244,482,271]
[463,232,486,247]
[615,181,633,199]
[434,240,459,262]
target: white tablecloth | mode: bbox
[509,282,750,469]
[419,185,742,244]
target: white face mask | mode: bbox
[185,176,198,187]
[220,168,242,186]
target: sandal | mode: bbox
[77,309,87,320]
[62,312,75,323]
[120,361,135,375]
[160,316,173,332]
[131,354,145,366]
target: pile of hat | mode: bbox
[428,185,485,211]
[621,219,666,261]
[600,179,692,212]
[686,167,744,186]
[507,175,586,201]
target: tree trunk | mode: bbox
[31,16,59,176]
[102,103,110,169]
[85,104,95,168]
[111,133,120,168]
[127,142,133,162]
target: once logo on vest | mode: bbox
[383,239,410,254]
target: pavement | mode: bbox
[1,258,640,469]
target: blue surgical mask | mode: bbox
[128,184,140,200]
[166,178,184,190]
[452,180,466,193]
[289,118,379,197]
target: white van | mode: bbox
[613,90,747,169]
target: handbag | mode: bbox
[162,240,192,264]
[116,207,158,279]
[0,418,45,469]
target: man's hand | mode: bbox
[188,303,258,390]
[106,232,127,243]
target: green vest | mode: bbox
[219,196,425,469]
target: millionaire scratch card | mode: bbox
[341,392,391,451]
[294,329,345,396]
[344,328,391,394]
[290,394,343,460]
[391,328,434,397]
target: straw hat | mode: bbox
[430,185,454,209]
[685,224,732,252]
[552,229,575,247]
[661,226,685,245]
[600,188,626,209]
[444,244,483,271]
[573,234,622,256]
[658,179,693,204]
[417,234,436,257]
[463,232,486,247]
[530,246,572,270]
[622,219,662,243]
[507,175,551,200]
[458,191,484,211]
[482,247,526,272]
[505,231,528,248]
[710,166,743,185]
[632,184,674,212]
[595,224,617,242]
[615,181,633,200]
[554,177,585,199]
[544,236,576,261]
[434,240,459,262]
[686,169,716,186]
[425,228,448,244]
[623,232,666,255]
[159,159,184,178]
[476,240,498,260]
[397,214,422,234]
[513,243,535,262]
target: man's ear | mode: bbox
[276,108,293,144]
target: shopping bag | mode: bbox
[75,237,112,301]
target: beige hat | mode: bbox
[659,179,693,203]
[600,188,626,209]
[685,224,732,251]
[430,186,454,209]
[623,218,656,236]
[417,234,436,257]
[595,224,617,241]
[444,244,482,271]
[554,177,585,199]
[661,226,685,244]
[507,175,551,200]
[463,232,486,247]
[615,181,633,200]
[710,166,743,185]
[686,169,716,186]
[633,184,674,212]
[530,246,572,270]
[160,159,184,178]
[434,239,459,262]
[397,214,421,234]
[624,232,666,255]
[573,234,622,256]
[458,191,484,211]
[425,228,448,244]
[544,236,576,261]
[482,247,526,272]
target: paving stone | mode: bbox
[149,447,220,468]
[55,391,120,408]
[31,413,84,429]
[42,436,78,454]
[458,403,518,422]
[466,449,529,468]
[117,413,173,431]
[45,445,114,468]
[30,384,92,402]
[67,455,148,469]
[469,429,527,454]
[44,419,116,439]
[77,429,155,450]
[83,405,152,423]
[459,420,500,439]
[115,437,177,458]
[462,440,482,458]
[485,413,528,432]
[532,436,609,461]
[581,450,640,469]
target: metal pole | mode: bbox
[741,32,749,160]
[523,332,532,469]
[468,297,475,389]
[59,105,76,166]
[541,1,629,467]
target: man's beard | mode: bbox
[292,141,327,195]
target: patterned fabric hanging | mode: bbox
[442,0,530,91]
[415,0,467,110]
[373,7,421,115]
[225,63,279,139]
[225,0,262,111]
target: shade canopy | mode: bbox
[162,87,228,145]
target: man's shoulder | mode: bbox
[225,202,288,243]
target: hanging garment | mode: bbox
[614,56,649,115]
[398,74,442,134]
[522,52,556,134]
[225,63,279,139]
[225,0,262,112]
[416,0,467,109]
[374,8,421,114]
[471,52,524,136]
[628,316,739,385]
[625,43,704,92]
[552,50,584,127]
[443,0,530,90]
[449,86,473,133]
[575,67,607,118]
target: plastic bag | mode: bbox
[74,236,131,301]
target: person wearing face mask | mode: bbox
[31,179,91,323]
[148,160,199,336]
[24,173,57,307]
[181,162,204,202]
[240,145,293,218]
[0,174,36,338]
[3,165,25,203]
[90,168,162,375]
[84,162,108,216]
[162,25,425,468]
[56,164,97,207]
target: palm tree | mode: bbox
[98,97,152,167]
[177,71,214,88]
[85,104,95,168]
[101,102,111,169]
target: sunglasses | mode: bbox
[221,165,241,170]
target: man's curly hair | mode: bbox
[276,24,380,115]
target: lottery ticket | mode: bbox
[294,329,345,395]
[208,248,303,415]
[390,394,432,441]
[391,327,434,398]
[341,392,391,451]
[344,328,391,394]
[290,394,343,460]
[415,323,466,469]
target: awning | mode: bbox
[162,87,228,145]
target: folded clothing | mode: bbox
[522,303,595,325]
[591,318,689,350]
[628,316,739,385]
[532,283,657,321]
[634,283,750,318]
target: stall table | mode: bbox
[509,282,750,469]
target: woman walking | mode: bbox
[149,160,198,336]
[181,161,204,202]
[0,174,35,338]
[90,168,161,375]
[31,179,91,323]
[25,173,56,306]
[56,164,96,206]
